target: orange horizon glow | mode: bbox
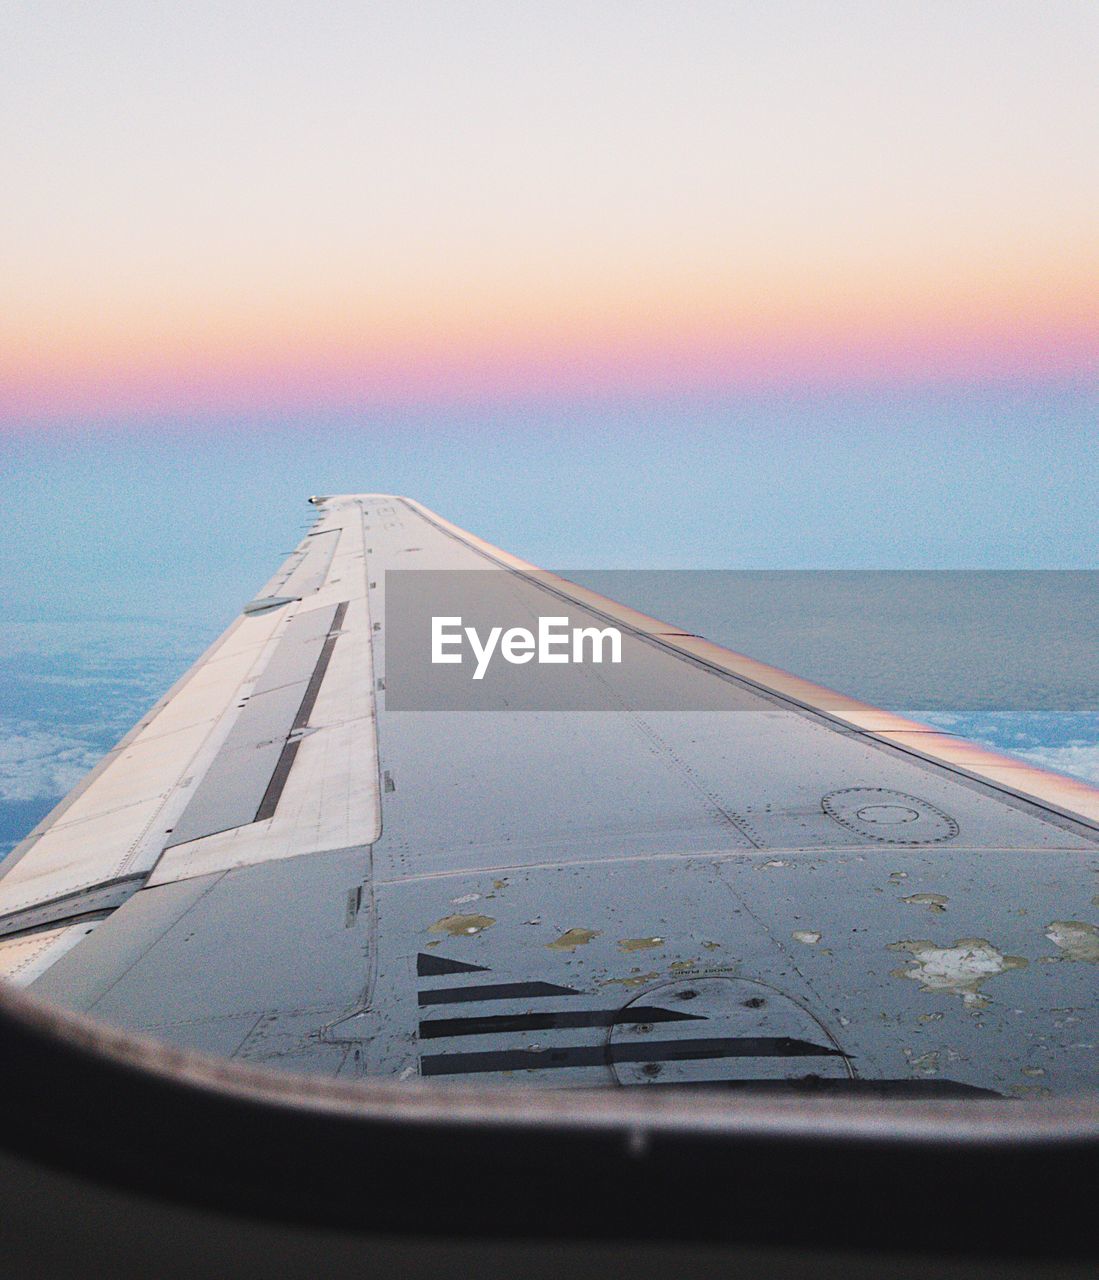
[3,4,1097,427]
[4,244,1097,424]
[4,299,1095,425]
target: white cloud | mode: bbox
[1010,745,1099,786]
[0,724,103,803]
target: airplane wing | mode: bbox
[1,494,1095,1097]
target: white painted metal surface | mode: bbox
[0,495,380,932]
[2,495,1096,1101]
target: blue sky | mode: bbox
[5,386,1096,630]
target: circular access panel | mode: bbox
[609,976,849,1087]
[855,804,920,824]
[822,788,958,845]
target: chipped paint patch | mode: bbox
[888,937,1028,1009]
[756,859,789,870]
[792,930,821,946]
[599,972,660,988]
[618,936,664,952]
[670,959,699,972]
[493,879,509,890]
[1044,920,1099,963]
[702,941,721,950]
[902,893,949,914]
[545,928,600,953]
[904,1049,940,1075]
[428,913,496,937]
[1021,1066,1046,1078]
[450,892,481,905]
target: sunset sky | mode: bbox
[1,1,1096,617]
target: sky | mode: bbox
[1,1,1097,626]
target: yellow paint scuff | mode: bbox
[902,893,949,914]
[546,928,600,953]
[1044,920,1099,963]
[428,913,496,937]
[599,972,660,988]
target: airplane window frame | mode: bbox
[0,979,1093,1259]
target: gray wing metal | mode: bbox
[1,495,1095,1097]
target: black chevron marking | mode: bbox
[420,1036,842,1076]
[418,980,581,1007]
[416,952,490,977]
[418,1005,705,1039]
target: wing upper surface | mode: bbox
[2,494,1096,1097]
